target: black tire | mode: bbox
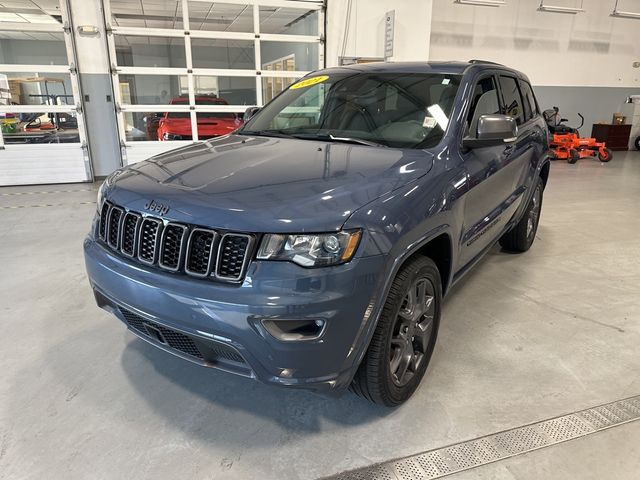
[351,256,441,407]
[568,149,579,164]
[635,136,640,151]
[598,147,613,162]
[499,176,544,253]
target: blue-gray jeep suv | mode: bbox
[85,61,550,406]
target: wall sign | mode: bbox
[384,10,395,60]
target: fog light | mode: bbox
[261,318,326,341]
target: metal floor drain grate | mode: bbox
[325,395,640,480]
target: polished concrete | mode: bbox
[1,152,639,480]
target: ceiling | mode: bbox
[0,1,318,42]
[0,0,61,24]
[109,1,317,34]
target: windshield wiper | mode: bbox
[238,129,295,139]
[327,134,386,148]
[288,132,386,148]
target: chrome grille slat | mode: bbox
[159,223,188,271]
[137,217,163,265]
[120,212,141,257]
[98,202,110,240]
[185,228,218,277]
[107,206,124,249]
[98,202,253,283]
[215,233,253,281]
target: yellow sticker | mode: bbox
[290,75,329,90]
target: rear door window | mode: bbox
[518,80,538,121]
[498,76,525,125]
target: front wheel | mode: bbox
[635,136,640,151]
[499,176,544,252]
[598,147,613,162]
[568,149,579,164]
[351,256,441,407]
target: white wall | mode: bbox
[325,0,433,67]
[429,0,640,87]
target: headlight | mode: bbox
[163,132,182,140]
[256,230,361,267]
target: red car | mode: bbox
[157,97,243,141]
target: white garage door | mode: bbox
[0,0,91,186]
[103,0,325,165]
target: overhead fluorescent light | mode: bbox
[611,9,640,19]
[538,5,584,14]
[454,0,506,7]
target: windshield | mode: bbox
[241,72,461,148]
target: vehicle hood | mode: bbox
[106,134,434,232]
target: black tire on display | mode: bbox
[568,149,579,164]
[351,256,441,407]
[499,176,544,253]
[598,147,613,163]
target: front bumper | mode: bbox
[84,236,385,393]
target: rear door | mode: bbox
[457,73,531,268]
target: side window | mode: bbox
[466,76,500,138]
[498,76,525,125]
[518,80,539,121]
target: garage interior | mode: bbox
[1,1,639,479]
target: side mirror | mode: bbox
[463,114,518,149]
[244,106,260,121]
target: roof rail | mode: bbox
[468,59,504,66]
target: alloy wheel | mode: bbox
[389,277,436,387]
[526,184,542,240]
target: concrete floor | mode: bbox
[1,152,639,480]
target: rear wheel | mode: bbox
[351,256,441,407]
[598,147,613,162]
[568,149,579,164]
[499,176,544,253]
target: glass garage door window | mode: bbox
[0,4,90,186]
[104,0,324,165]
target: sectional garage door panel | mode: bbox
[0,145,88,186]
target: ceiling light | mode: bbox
[454,0,505,7]
[611,9,640,19]
[538,5,584,13]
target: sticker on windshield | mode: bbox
[290,75,329,90]
[423,116,438,128]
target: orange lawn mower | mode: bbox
[543,107,612,164]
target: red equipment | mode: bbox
[543,107,612,164]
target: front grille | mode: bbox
[97,202,254,283]
[118,306,246,365]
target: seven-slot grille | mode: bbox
[99,202,253,282]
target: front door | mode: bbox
[458,74,530,268]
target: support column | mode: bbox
[67,0,121,177]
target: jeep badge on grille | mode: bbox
[144,200,170,216]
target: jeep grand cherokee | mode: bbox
[84,61,550,406]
